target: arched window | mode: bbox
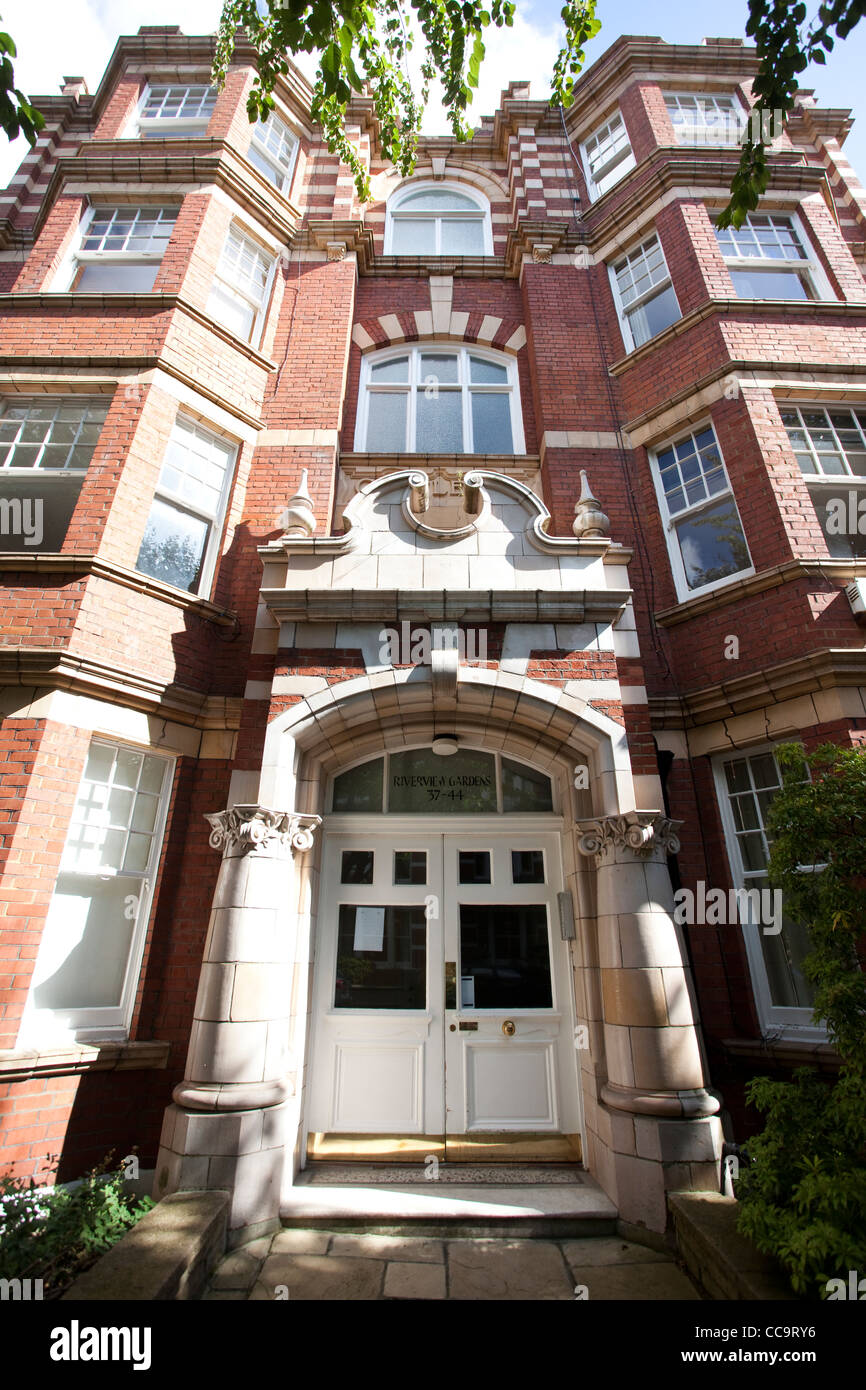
[357,344,524,454]
[330,749,554,814]
[385,182,492,256]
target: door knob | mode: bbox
[502,1019,516,1036]
[449,1024,456,1032]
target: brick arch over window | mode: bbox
[351,313,527,355]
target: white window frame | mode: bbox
[713,210,835,302]
[580,110,636,200]
[206,223,277,348]
[247,107,300,195]
[608,231,681,353]
[779,401,866,558]
[664,91,747,146]
[356,343,525,454]
[384,181,493,256]
[127,81,217,138]
[17,737,175,1045]
[136,413,238,598]
[53,203,177,293]
[0,397,108,551]
[648,421,754,601]
[712,743,825,1039]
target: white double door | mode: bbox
[307,823,582,1146]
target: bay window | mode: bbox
[0,398,107,551]
[650,424,752,598]
[357,345,523,453]
[19,739,174,1043]
[664,92,744,146]
[136,414,237,595]
[66,205,177,292]
[713,212,831,301]
[780,403,866,558]
[206,225,276,346]
[135,83,217,137]
[609,233,681,350]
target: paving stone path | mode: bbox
[205,1229,703,1300]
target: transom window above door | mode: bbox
[357,345,523,454]
[385,183,492,256]
[330,748,554,814]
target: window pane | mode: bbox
[809,485,866,558]
[136,497,209,592]
[471,393,513,453]
[366,393,408,451]
[335,905,426,1008]
[420,353,459,384]
[459,851,491,884]
[440,219,485,255]
[388,748,497,812]
[674,496,751,590]
[416,389,462,451]
[393,851,427,885]
[332,758,384,812]
[0,474,84,551]
[729,269,810,300]
[502,758,553,812]
[31,874,137,1010]
[470,357,508,384]
[626,283,680,346]
[390,219,437,255]
[341,850,374,884]
[76,262,158,292]
[512,850,545,884]
[207,282,255,339]
[369,357,409,384]
[397,190,479,210]
[459,903,552,1008]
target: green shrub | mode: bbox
[0,1151,154,1297]
[734,743,866,1299]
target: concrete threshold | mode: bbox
[281,1171,618,1238]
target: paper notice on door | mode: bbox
[353,906,386,952]
[461,976,475,1008]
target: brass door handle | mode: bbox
[502,1019,516,1036]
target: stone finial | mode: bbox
[572,469,610,539]
[280,469,317,537]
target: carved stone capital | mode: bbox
[576,812,682,863]
[532,243,553,264]
[205,805,322,858]
[326,241,346,261]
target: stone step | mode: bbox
[281,1165,618,1238]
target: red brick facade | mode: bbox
[1,26,864,1201]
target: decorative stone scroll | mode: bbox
[205,805,322,857]
[575,812,682,862]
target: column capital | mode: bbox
[205,805,321,858]
[575,811,681,863]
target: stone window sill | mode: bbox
[0,1040,171,1082]
[723,1037,838,1071]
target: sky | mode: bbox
[0,0,864,189]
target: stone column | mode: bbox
[154,805,320,1238]
[576,811,722,1232]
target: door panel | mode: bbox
[307,825,583,1159]
[307,834,444,1137]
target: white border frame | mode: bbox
[647,418,755,602]
[607,229,681,354]
[384,180,493,256]
[17,737,176,1046]
[356,343,525,454]
[711,742,826,1039]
